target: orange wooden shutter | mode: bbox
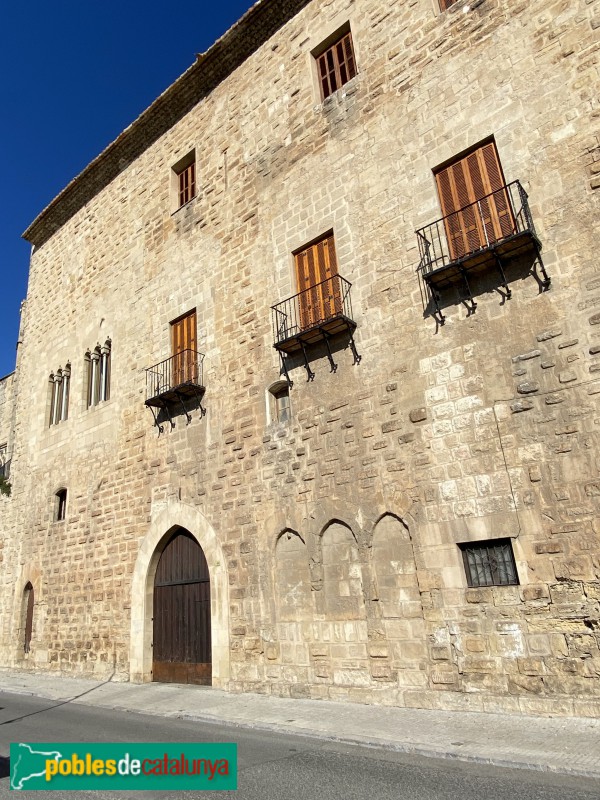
[171,311,197,384]
[435,142,514,261]
[295,234,339,330]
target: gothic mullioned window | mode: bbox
[48,363,71,426]
[85,339,111,408]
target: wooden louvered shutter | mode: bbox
[317,32,357,100]
[435,142,514,261]
[171,310,197,385]
[295,234,340,330]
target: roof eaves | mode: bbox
[23,0,312,248]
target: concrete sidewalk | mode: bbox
[1,669,599,779]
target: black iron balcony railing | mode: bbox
[271,274,360,382]
[416,180,550,323]
[145,349,205,432]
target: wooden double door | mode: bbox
[435,141,515,261]
[294,233,342,331]
[152,528,212,685]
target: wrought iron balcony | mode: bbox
[145,349,205,432]
[271,274,360,382]
[416,180,550,323]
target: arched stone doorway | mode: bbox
[153,528,211,685]
[129,499,230,687]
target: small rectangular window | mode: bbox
[269,383,291,424]
[172,151,196,211]
[459,539,519,588]
[178,161,196,207]
[439,0,458,10]
[314,29,357,101]
[56,489,67,522]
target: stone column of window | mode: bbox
[60,364,71,421]
[52,372,63,425]
[90,349,100,406]
[100,342,110,402]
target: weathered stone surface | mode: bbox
[512,350,541,363]
[409,408,427,423]
[511,399,534,413]
[517,382,540,394]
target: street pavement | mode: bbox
[0,668,599,780]
[0,692,598,800]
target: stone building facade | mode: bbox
[0,0,599,717]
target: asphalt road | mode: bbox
[0,691,597,800]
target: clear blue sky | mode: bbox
[0,0,255,378]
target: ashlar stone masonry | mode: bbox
[0,0,599,717]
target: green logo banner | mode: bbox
[10,742,237,791]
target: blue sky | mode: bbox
[0,0,255,378]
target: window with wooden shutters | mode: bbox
[435,141,515,262]
[171,310,198,386]
[314,29,357,101]
[178,162,195,207]
[23,583,34,653]
[172,151,196,211]
[294,233,342,330]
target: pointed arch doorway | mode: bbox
[153,527,212,685]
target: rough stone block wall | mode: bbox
[0,0,599,717]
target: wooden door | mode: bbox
[435,142,515,261]
[171,310,197,386]
[153,529,211,685]
[294,234,341,330]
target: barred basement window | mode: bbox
[459,539,519,588]
[85,339,111,408]
[48,363,71,426]
[172,151,196,210]
[55,488,67,522]
[314,26,357,101]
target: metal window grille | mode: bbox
[460,539,519,588]
[316,32,357,100]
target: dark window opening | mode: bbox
[56,488,67,522]
[23,583,34,654]
[459,539,519,588]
